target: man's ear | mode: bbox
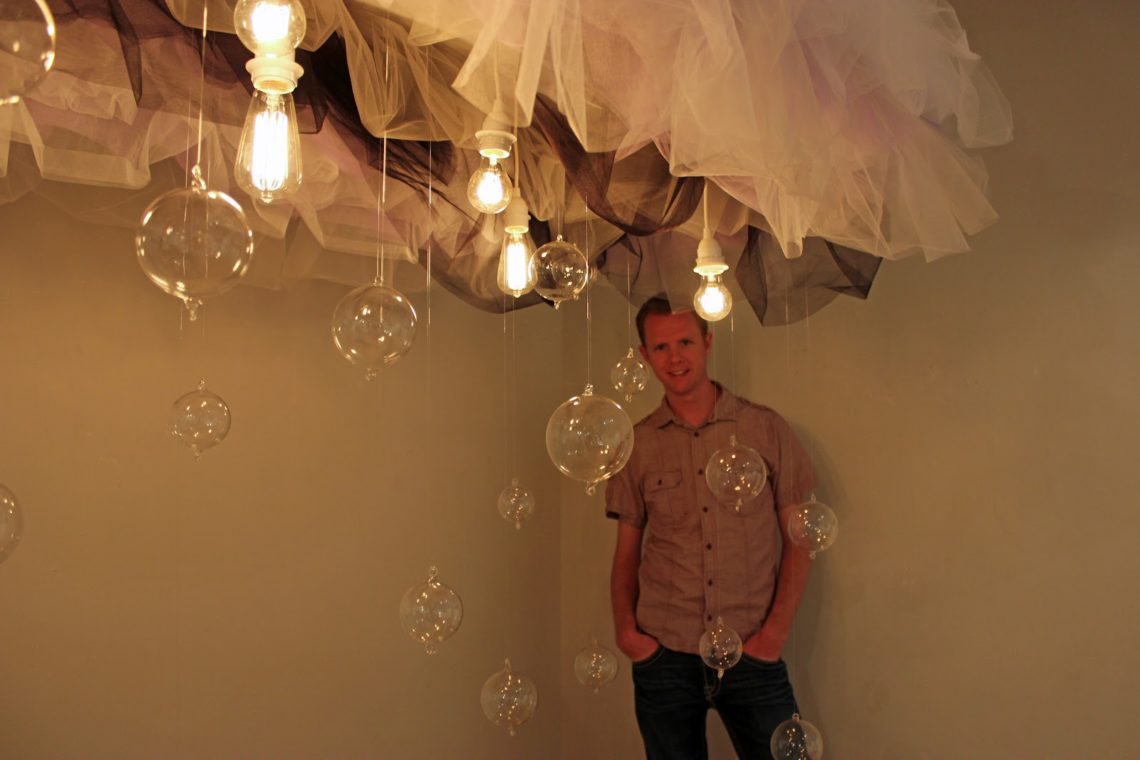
[704,331,713,351]
[638,344,650,363]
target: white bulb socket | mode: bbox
[503,196,531,234]
[476,129,516,160]
[693,229,728,276]
[246,55,303,95]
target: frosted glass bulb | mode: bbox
[771,713,824,759]
[0,484,23,563]
[481,659,538,736]
[694,274,732,321]
[698,616,742,678]
[467,157,512,214]
[546,384,634,495]
[235,90,302,203]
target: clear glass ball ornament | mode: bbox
[171,380,232,459]
[135,165,254,321]
[497,477,535,530]
[610,347,648,402]
[770,713,825,760]
[481,658,538,736]
[574,637,618,692]
[398,565,462,654]
[787,498,838,559]
[331,280,417,379]
[706,435,768,512]
[699,615,743,679]
[0,484,24,563]
[534,235,588,308]
[0,0,55,105]
[545,384,634,495]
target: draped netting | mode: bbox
[0,0,1010,321]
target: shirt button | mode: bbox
[707,614,713,621]
[707,580,714,587]
[702,506,708,513]
[697,468,703,475]
[706,543,712,550]
[694,431,700,438]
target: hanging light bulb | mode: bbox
[693,228,732,321]
[232,0,306,204]
[234,90,302,203]
[467,112,516,214]
[497,196,537,297]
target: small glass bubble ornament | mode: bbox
[534,235,588,308]
[136,165,254,321]
[787,497,838,559]
[706,435,768,512]
[546,384,634,495]
[771,713,824,760]
[699,615,743,679]
[171,380,232,459]
[481,658,538,736]
[610,348,648,402]
[398,566,462,654]
[331,280,417,379]
[574,637,618,692]
[497,477,535,530]
[0,0,55,105]
[0,484,23,563]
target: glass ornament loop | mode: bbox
[170,380,232,459]
[398,566,463,654]
[771,713,825,759]
[135,166,254,321]
[0,0,55,106]
[706,435,768,511]
[574,637,618,692]
[481,658,538,736]
[497,477,535,530]
[698,615,742,679]
[331,281,417,379]
[534,235,589,308]
[0,484,24,564]
[787,498,838,559]
[611,347,648,402]
[546,384,634,495]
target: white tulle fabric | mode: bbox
[0,0,1011,294]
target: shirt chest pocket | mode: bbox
[643,469,685,522]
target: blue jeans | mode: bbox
[632,646,798,760]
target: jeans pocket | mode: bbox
[631,645,666,669]
[739,652,783,668]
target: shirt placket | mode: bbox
[691,424,718,631]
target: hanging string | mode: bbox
[193,4,208,174]
[625,248,633,348]
[584,212,592,388]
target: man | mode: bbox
[605,296,815,759]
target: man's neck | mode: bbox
[665,380,719,428]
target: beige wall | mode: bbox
[2,2,1138,758]
[0,194,568,759]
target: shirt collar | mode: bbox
[650,382,743,429]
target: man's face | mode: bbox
[639,311,712,398]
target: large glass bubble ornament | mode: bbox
[171,380,232,459]
[398,565,462,654]
[534,235,588,308]
[706,435,768,512]
[787,498,838,559]
[136,165,254,321]
[481,658,538,736]
[331,280,417,379]
[574,637,618,692]
[0,0,55,105]
[610,348,648,402]
[699,615,742,679]
[771,713,825,760]
[0,484,23,563]
[497,477,535,530]
[546,384,634,495]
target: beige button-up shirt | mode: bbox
[605,386,815,654]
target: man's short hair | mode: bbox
[636,295,709,346]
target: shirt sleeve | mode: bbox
[771,413,816,511]
[604,447,646,528]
